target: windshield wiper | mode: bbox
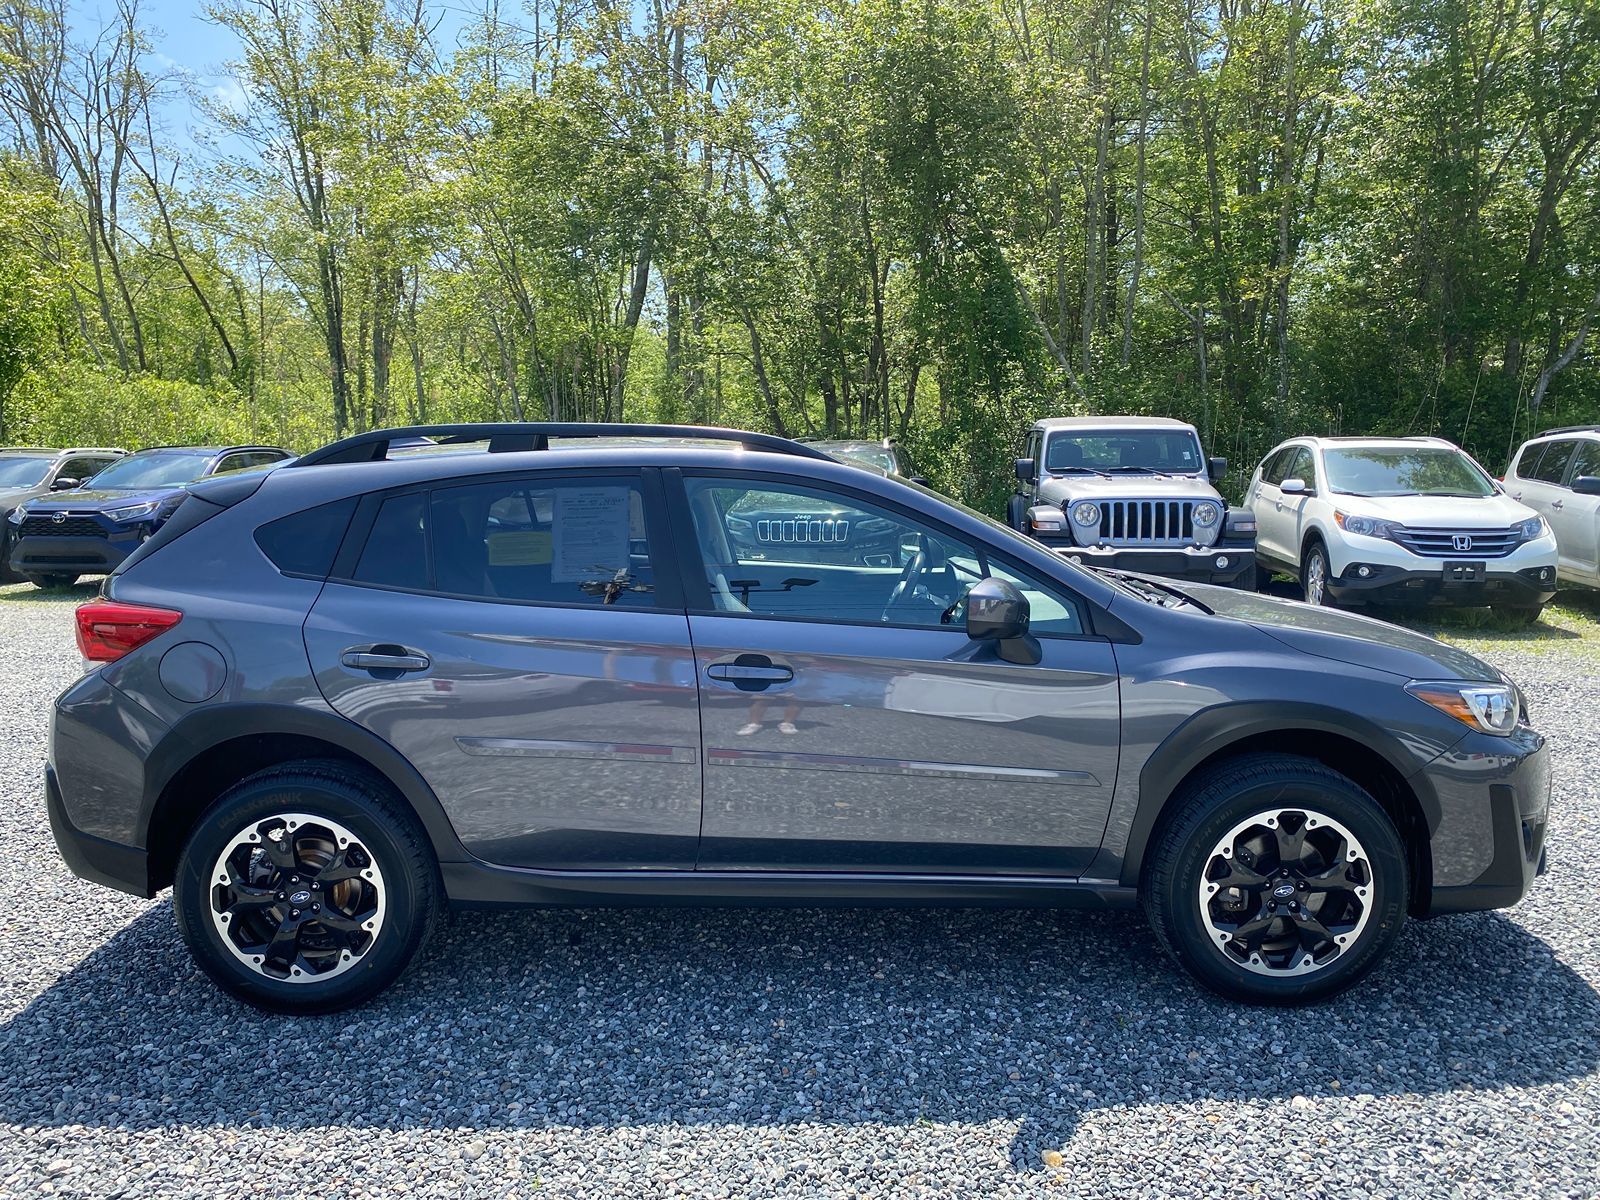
[1104,466,1171,477]
[1051,466,1112,478]
[1095,569,1213,613]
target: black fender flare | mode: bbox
[140,702,473,863]
[1119,700,1441,887]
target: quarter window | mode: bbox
[683,477,1084,634]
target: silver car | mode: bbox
[47,423,1550,1013]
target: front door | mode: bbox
[1551,440,1600,583]
[674,471,1121,875]
[304,469,702,869]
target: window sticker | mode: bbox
[487,529,554,566]
[552,487,632,582]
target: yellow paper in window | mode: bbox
[487,530,553,566]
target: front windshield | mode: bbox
[1045,430,1203,474]
[86,451,213,490]
[1323,447,1494,498]
[0,457,53,488]
[828,445,897,472]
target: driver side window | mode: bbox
[684,477,1083,634]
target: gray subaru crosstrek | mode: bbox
[47,423,1550,1013]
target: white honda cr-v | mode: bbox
[1245,436,1559,621]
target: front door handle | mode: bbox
[341,645,431,674]
[706,654,794,690]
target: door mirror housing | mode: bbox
[50,476,80,491]
[1280,477,1309,496]
[965,577,1030,642]
[1207,456,1228,482]
[1014,457,1036,485]
[1572,475,1600,496]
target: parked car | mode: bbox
[1245,436,1558,621]
[47,422,1548,1013]
[1503,426,1600,589]
[1009,416,1257,588]
[0,446,127,583]
[809,437,920,479]
[8,444,293,588]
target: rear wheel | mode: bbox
[174,761,440,1014]
[25,573,78,589]
[1143,753,1408,1004]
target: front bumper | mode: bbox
[9,530,142,575]
[1042,541,1257,588]
[1328,563,1557,608]
[1422,724,1550,916]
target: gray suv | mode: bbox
[48,423,1549,1013]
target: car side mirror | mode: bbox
[1014,457,1036,485]
[1571,476,1600,496]
[1280,477,1309,495]
[1208,456,1227,482]
[50,477,80,491]
[965,577,1030,641]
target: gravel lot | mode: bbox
[1,583,1596,1198]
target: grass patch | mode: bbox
[1389,590,1600,658]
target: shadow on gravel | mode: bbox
[2,901,1594,1165]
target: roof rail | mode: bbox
[1535,425,1600,438]
[291,422,834,468]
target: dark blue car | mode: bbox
[7,444,293,587]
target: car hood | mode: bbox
[1177,582,1504,683]
[1330,491,1536,528]
[1036,474,1221,504]
[22,486,186,510]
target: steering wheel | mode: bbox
[880,543,929,623]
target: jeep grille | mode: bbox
[1097,500,1196,546]
[755,517,851,545]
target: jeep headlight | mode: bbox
[106,501,160,523]
[1070,501,1101,528]
[1405,681,1520,736]
[1192,502,1221,528]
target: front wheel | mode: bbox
[25,573,78,589]
[174,761,440,1014]
[1493,604,1543,626]
[1143,753,1409,1004]
[1301,542,1334,607]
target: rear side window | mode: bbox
[1521,440,1576,484]
[1260,448,1291,486]
[348,476,657,607]
[255,497,359,578]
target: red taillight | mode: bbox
[74,600,183,662]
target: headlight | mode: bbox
[1405,681,1520,736]
[1070,501,1100,528]
[1515,515,1547,541]
[6,506,24,526]
[105,501,159,522]
[1335,511,1399,539]
[1192,501,1221,527]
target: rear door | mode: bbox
[1508,439,1573,522]
[1249,448,1292,566]
[303,468,703,869]
[673,469,1120,875]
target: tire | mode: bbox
[1142,753,1408,1005]
[1300,540,1334,607]
[174,760,440,1014]
[25,573,78,589]
[1493,604,1543,626]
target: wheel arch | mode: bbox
[141,703,471,893]
[1122,703,1437,916]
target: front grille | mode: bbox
[1389,527,1521,559]
[1097,500,1195,546]
[19,515,104,539]
[755,517,851,545]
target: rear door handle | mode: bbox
[341,645,431,674]
[706,655,794,690]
